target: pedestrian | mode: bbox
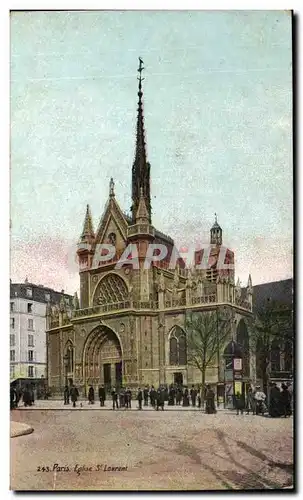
[88,385,95,404]
[111,387,119,410]
[126,388,132,409]
[234,392,245,415]
[156,387,165,411]
[197,390,201,409]
[137,387,143,410]
[98,385,106,407]
[150,386,156,407]
[268,383,281,417]
[254,385,266,415]
[182,387,190,407]
[205,385,216,414]
[63,385,70,405]
[119,387,125,409]
[246,385,256,415]
[143,386,149,406]
[190,385,197,407]
[168,384,175,406]
[23,386,32,407]
[280,383,292,417]
[70,385,79,408]
[176,386,182,405]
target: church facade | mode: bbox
[46,60,254,399]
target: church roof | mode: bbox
[253,278,293,314]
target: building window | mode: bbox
[45,293,50,301]
[28,350,34,362]
[26,287,33,298]
[28,334,34,347]
[28,319,34,330]
[27,303,33,313]
[10,318,15,329]
[10,350,15,362]
[169,326,187,366]
[10,334,15,347]
[10,302,14,312]
[10,365,15,379]
[28,366,34,378]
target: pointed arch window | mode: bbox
[169,326,187,366]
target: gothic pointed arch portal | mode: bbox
[83,325,123,391]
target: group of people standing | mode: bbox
[234,383,293,418]
[10,385,35,409]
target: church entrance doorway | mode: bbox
[103,364,111,392]
[174,372,183,386]
[83,326,123,395]
[115,362,123,389]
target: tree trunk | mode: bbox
[201,368,206,409]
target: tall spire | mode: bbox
[79,204,95,243]
[131,57,151,224]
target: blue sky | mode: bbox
[10,10,293,293]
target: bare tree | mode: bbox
[186,307,233,407]
[250,299,293,390]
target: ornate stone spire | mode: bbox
[131,57,151,224]
[135,187,149,223]
[79,204,95,243]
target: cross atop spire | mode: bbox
[131,57,151,224]
[109,177,115,197]
[215,212,218,223]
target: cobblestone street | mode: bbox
[10,407,293,491]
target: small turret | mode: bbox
[210,213,222,245]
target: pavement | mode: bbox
[10,406,293,491]
[14,399,230,412]
[11,421,34,438]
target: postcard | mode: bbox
[10,10,293,491]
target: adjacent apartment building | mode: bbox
[10,279,73,386]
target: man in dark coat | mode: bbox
[63,385,70,405]
[182,387,190,407]
[190,385,197,407]
[176,386,183,405]
[98,385,106,407]
[280,384,292,417]
[143,386,149,406]
[205,385,216,414]
[137,388,143,410]
[23,386,32,407]
[70,385,79,408]
[156,387,165,411]
[88,386,95,404]
[111,387,119,410]
[168,385,175,406]
[126,388,132,409]
[269,383,282,417]
[234,392,245,415]
[150,386,156,407]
